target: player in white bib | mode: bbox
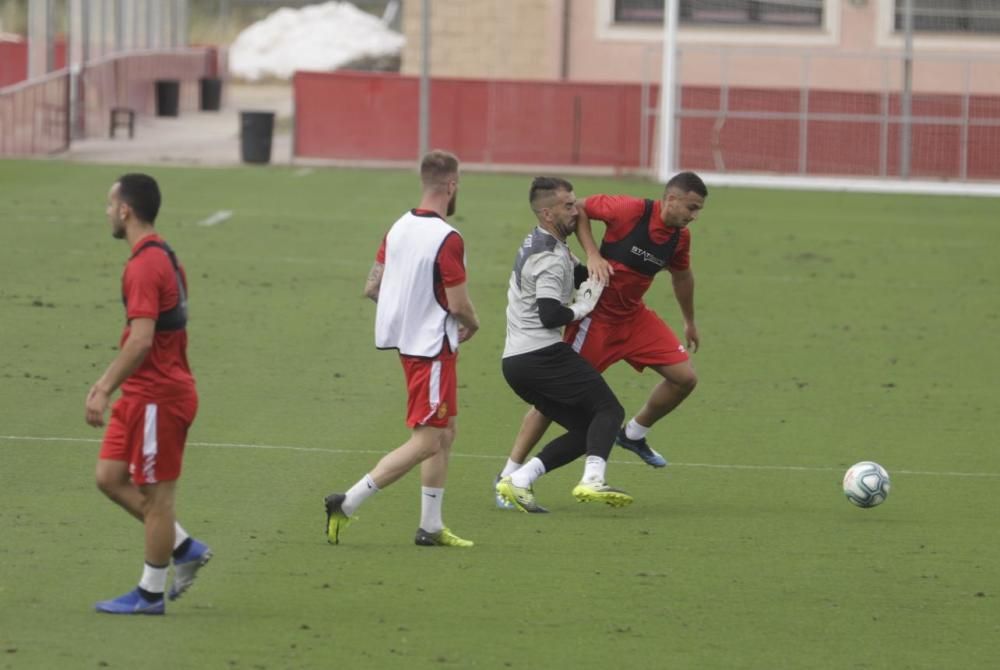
[324,150,480,547]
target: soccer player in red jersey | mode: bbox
[87,174,211,615]
[495,172,708,507]
[324,150,481,547]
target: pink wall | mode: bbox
[563,1,1000,95]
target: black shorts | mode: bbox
[502,342,619,433]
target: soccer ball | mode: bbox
[842,461,890,508]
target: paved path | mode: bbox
[65,83,294,166]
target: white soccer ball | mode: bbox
[842,461,890,508]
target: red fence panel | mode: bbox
[0,40,68,88]
[294,71,646,169]
[294,70,1000,180]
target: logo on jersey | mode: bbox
[630,245,667,267]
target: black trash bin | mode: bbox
[240,110,275,164]
[200,77,223,111]
[155,79,180,117]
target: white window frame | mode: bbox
[596,0,841,46]
[875,1,1000,51]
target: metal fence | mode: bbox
[657,45,1000,180]
[0,69,70,155]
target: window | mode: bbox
[894,0,1000,34]
[614,0,825,27]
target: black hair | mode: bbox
[529,176,574,207]
[665,171,708,198]
[117,173,161,223]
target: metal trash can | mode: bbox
[240,110,275,164]
[154,80,180,117]
[200,77,223,111]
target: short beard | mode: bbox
[554,220,575,240]
[447,192,457,217]
[111,225,126,240]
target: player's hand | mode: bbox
[684,321,700,353]
[586,255,613,284]
[85,385,110,427]
[458,324,477,343]
[570,277,605,321]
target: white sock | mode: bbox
[583,455,607,483]
[173,522,189,549]
[420,486,445,533]
[138,562,168,595]
[342,473,379,516]
[500,458,522,478]
[510,457,546,488]
[625,418,650,441]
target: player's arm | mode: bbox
[444,282,480,342]
[574,206,613,284]
[363,261,384,302]
[365,235,388,302]
[535,261,604,328]
[669,268,699,353]
[85,318,155,427]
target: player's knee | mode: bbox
[680,369,698,395]
[95,474,115,497]
[598,397,625,427]
[95,467,124,498]
[439,427,455,453]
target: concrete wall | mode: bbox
[400,0,562,80]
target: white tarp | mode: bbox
[228,1,405,81]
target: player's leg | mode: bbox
[500,343,630,509]
[502,406,552,475]
[96,398,145,520]
[95,458,144,521]
[325,425,448,544]
[568,362,632,507]
[493,407,552,509]
[161,394,211,601]
[414,416,472,547]
[632,359,698,429]
[95,398,207,614]
[498,346,585,512]
[331,424,443,512]
[326,354,463,544]
[616,310,694,467]
[94,478,176,616]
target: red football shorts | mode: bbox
[400,352,457,428]
[564,307,689,373]
[99,393,198,485]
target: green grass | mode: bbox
[1,159,998,669]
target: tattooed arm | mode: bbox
[363,261,384,302]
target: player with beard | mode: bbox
[495,176,632,513]
[324,150,481,547]
[88,173,211,615]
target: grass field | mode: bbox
[1,159,998,669]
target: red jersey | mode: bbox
[375,209,467,310]
[119,234,196,399]
[584,194,691,320]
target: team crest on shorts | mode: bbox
[436,402,448,419]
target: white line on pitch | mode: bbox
[196,210,233,227]
[2,435,999,478]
